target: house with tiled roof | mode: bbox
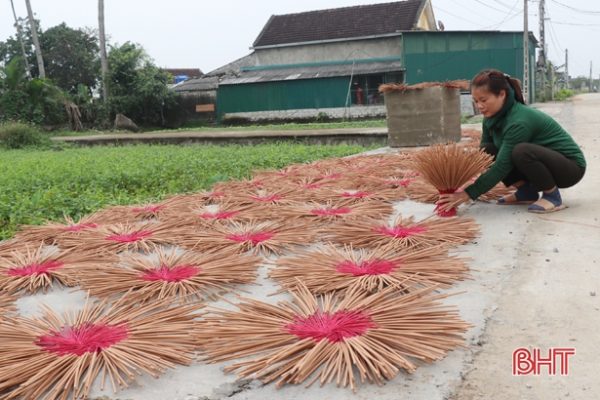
[181,0,536,122]
[216,0,436,122]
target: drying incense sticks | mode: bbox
[14,214,106,246]
[409,144,493,217]
[275,200,394,227]
[179,220,317,256]
[199,283,469,391]
[76,246,261,303]
[271,244,470,294]
[0,291,15,315]
[58,221,186,254]
[0,245,116,295]
[0,298,201,400]
[323,214,479,250]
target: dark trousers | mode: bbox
[483,143,585,191]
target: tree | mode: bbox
[98,0,109,102]
[24,0,45,79]
[0,58,64,125]
[41,24,100,94]
[107,42,176,126]
[9,0,31,78]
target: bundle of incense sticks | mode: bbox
[0,245,116,294]
[405,177,441,204]
[0,298,202,400]
[409,144,493,217]
[379,80,469,93]
[59,221,186,253]
[167,201,266,226]
[199,284,470,391]
[0,291,15,315]
[275,200,394,227]
[76,246,261,303]
[218,187,308,207]
[92,202,173,224]
[179,220,317,256]
[14,214,106,246]
[323,214,479,250]
[271,244,469,294]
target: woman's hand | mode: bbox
[437,191,471,212]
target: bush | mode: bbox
[555,89,574,101]
[0,121,49,148]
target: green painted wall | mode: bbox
[217,77,350,117]
[402,32,537,102]
[216,31,538,116]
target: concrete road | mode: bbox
[15,95,599,400]
[452,94,600,400]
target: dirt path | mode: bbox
[452,94,600,400]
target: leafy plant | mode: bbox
[0,143,371,239]
[0,121,48,148]
[555,89,574,101]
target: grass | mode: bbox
[52,119,388,137]
[0,143,373,240]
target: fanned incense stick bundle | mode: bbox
[0,298,201,400]
[0,292,15,315]
[220,188,307,207]
[161,191,223,213]
[212,177,266,193]
[59,221,185,254]
[322,186,407,203]
[324,215,479,250]
[271,244,469,294]
[93,202,171,224]
[410,144,493,217]
[179,220,317,256]
[76,246,261,303]
[276,200,394,226]
[199,284,469,391]
[0,245,116,295]
[15,214,105,246]
[170,201,266,225]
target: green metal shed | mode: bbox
[402,31,538,103]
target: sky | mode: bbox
[1,0,599,78]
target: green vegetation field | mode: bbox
[0,143,371,239]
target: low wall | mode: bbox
[222,106,387,123]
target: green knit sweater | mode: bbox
[465,102,586,200]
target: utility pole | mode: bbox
[538,0,546,98]
[590,61,593,92]
[565,49,569,89]
[523,0,530,104]
[24,0,45,79]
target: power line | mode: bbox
[479,0,522,30]
[473,0,511,13]
[491,0,516,10]
[434,4,492,27]
[549,0,600,14]
[550,21,600,27]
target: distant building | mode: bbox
[181,0,537,123]
[217,0,436,122]
[164,68,203,84]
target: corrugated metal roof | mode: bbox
[171,76,219,92]
[220,61,404,85]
